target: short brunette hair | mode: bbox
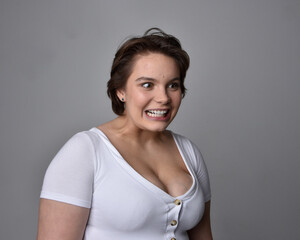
[107,28,190,115]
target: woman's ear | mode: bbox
[116,89,125,102]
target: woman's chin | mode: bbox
[142,121,172,133]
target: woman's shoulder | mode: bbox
[69,128,101,145]
[167,130,194,147]
[60,127,109,155]
[168,130,203,163]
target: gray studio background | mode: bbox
[1,0,299,239]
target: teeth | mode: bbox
[146,110,168,117]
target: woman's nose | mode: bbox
[154,88,170,104]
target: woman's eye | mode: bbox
[168,82,179,89]
[142,82,153,88]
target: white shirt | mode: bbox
[41,127,211,240]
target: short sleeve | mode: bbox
[191,142,211,202]
[40,131,95,208]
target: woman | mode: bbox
[37,28,213,240]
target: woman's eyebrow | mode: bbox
[169,77,180,82]
[135,77,180,82]
[135,77,156,82]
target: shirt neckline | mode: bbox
[90,127,196,202]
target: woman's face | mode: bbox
[117,53,182,132]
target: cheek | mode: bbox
[171,92,182,107]
[132,91,151,104]
[127,90,152,111]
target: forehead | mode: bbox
[130,53,179,79]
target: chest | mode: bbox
[89,147,206,235]
[112,139,193,198]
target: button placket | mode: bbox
[166,199,183,240]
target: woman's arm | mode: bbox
[187,201,213,240]
[37,199,90,240]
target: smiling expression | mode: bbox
[117,53,182,132]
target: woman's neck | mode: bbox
[98,116,169,145]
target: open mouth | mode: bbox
[145,109,169,118]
